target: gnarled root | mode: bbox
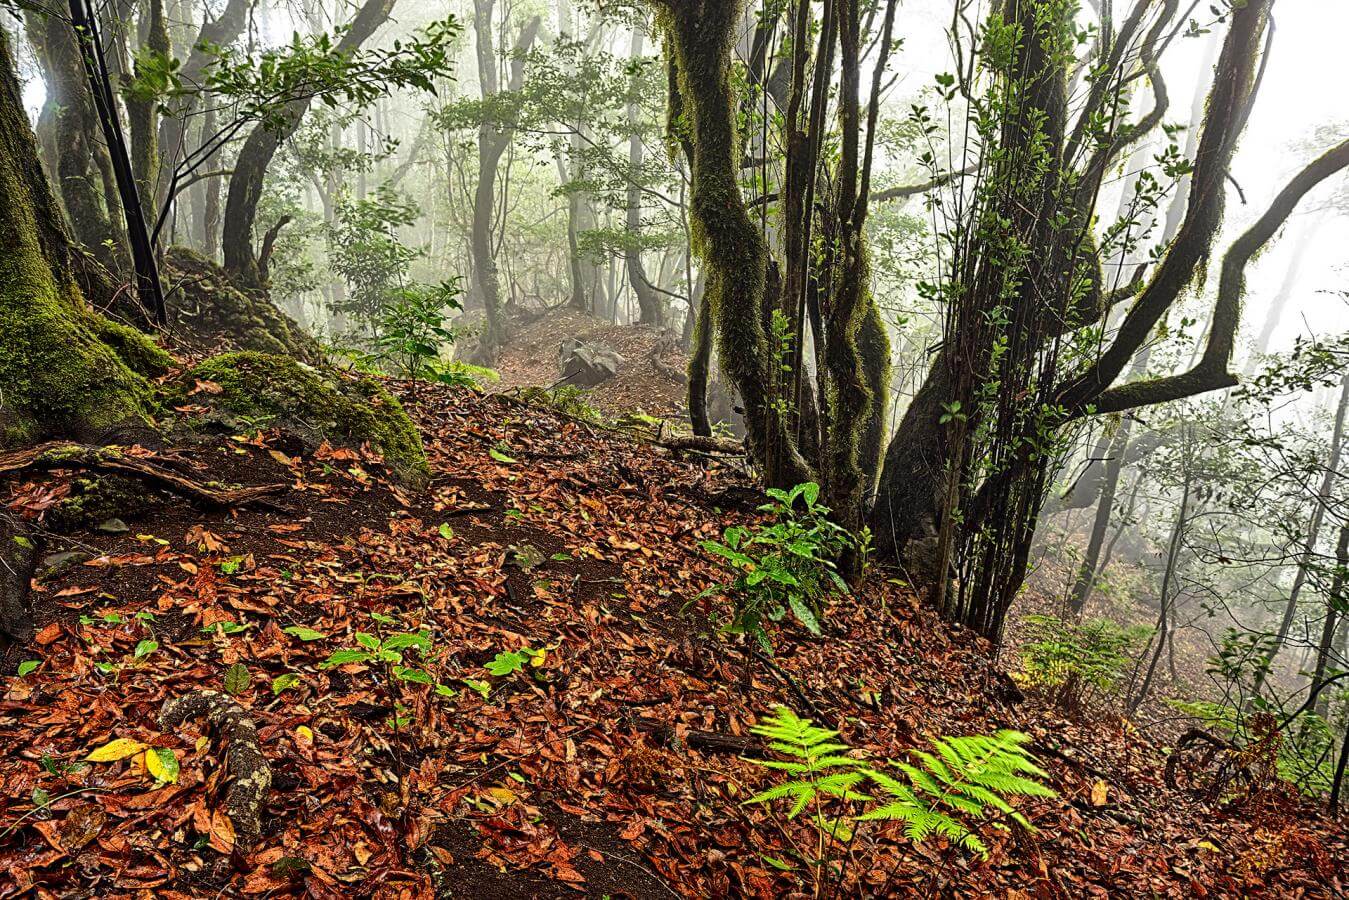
[160,690,271,853]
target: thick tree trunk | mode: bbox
[661,0,809,487]
[0,27,166,445]
[22,10,129,270]
[222,0,396,282]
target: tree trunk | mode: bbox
[222,0,396,283]
[624,29,662,328]
[467,0,540,363]
[125,0,169,220]
[22,10,129,270]
[0,27,166,445]
[1257,370,1349,694]
[661,0,809,487]
[1311,519,1349,718]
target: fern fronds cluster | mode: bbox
[859,730,1056,854]
[746,706,869,831]
[745,706,1056,857]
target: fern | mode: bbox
[745,706,869,821]
[859,730,1056,854]
[745,706,1056,858]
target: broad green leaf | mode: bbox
[283,625,327,641]
[145,747,180,784]
[223,663,251,695]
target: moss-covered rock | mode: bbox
[182,352,429,487]
[163,247,321,364]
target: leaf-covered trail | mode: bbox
[1,381,1344,898]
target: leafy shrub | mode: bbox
[1018,614,1150,713]
[744,706,1055,887]
[699,483,853,651]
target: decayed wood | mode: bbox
[653,434,744,455]
[0,442,286,507]
[160,690,271,853]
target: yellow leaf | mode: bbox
[1090,779,1109,806]
[1196,840,1220,852]
[486,787,516,806]
[295,725,314,746]
[195,735,210,754]
[144,747,180,784]
[86,738,150,762]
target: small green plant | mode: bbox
[318,615,459,726]
[699,483,853,651]
[1018,615,1150,713]
[372,278,464,394]
[745,706,1055,891]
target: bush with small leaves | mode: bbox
[699,483,854,651]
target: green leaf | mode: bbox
[133,639,158,659]
[283,625,327,642]
[485,649,531,676]
[271,672,302,695]
[223,663,251,695]
[438,522,455,540]
[17,659,41,678]
[319,648,374,669]
[393,665,433,684]
[489,447,517,464]
[146,747,180,784]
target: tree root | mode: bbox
[0,442,287,508]
[159,690,271,853]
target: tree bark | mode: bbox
[467,0,541,363]
[222,0,397,283]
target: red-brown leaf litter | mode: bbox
[1,379,1344,898]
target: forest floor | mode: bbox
[1,378,1346,898]
[492,307,689,419]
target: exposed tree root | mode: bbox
[159,690,271,852]
[0,442,287,508]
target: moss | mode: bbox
[90,316,173,377]
[49,474,155,531]
[163,247,322,363]
[0,228,161,446]
[0,28,158,446]
[181,351,429,487]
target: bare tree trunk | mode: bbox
[1257,370,1349,695]
[222,0,396,283]
[467,0,540,363]
[1311,519,1349,718]
[624,29,661,327]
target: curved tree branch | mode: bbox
[1083,137,1349,417]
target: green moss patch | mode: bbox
[164,247,321,363]
[182,351,429,487]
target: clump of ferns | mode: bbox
[744,706,1057,891]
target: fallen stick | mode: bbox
[0,442,287,508]
[160,690,271,853]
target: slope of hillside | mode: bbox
[0,379,1344,898]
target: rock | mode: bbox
[178,352,430,488]
[558,338,624,387]
[38,550,93,581]
[95,517,129,534]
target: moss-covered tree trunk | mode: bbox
[125,0,169,221]
[0,28,168,445]
[22,10,130,272]
[659,0,809,487]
